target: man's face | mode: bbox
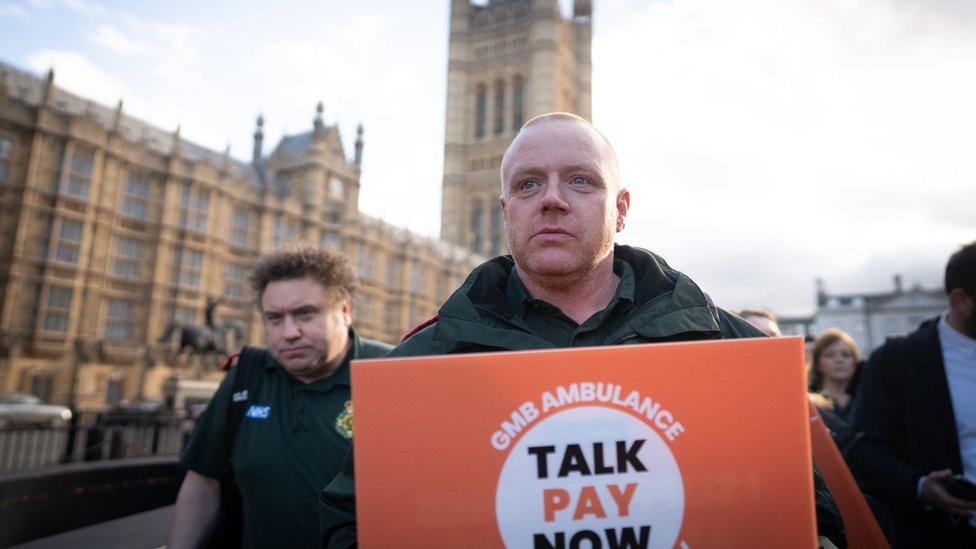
[950,288,976,338]
[499,119,629,280]
[261,276,351,383]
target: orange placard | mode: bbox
[351,337,815,548]
[809,404,890,548]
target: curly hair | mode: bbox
[248,244,358,305]
[808,328,861,391]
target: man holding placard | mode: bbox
[320,113,845,547]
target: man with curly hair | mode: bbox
[169,245,391,548]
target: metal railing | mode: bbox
[0,415,189,475]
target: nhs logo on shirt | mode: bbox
[245,405,271,419]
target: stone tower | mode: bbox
[440,0,592,256]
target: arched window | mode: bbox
[470,199,483,252]
[494,79,506,135]
[512,75,525,129]
[475,83,487,138]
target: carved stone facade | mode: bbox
[440,0,592,255]
[0,64,481,410]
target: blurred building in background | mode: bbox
[778,275,947,353]
[0,64,480,410]
[440,0,593,255]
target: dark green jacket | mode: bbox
[320,245,845,547]
[390,244,761,356]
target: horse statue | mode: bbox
[160,297,244,357]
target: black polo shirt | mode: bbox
[506,258,637,347]
[181,330,390,548]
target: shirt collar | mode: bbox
[938,311,976,357]
[505,258,636,319]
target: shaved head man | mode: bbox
[320,113,845,548]
[499,113,629,323]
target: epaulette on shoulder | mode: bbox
[400,315,439,344]
[220,352,241,372]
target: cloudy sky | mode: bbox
[1,0,973,315]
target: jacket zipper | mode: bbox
[612,289,674,344]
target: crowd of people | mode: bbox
[165,112,974,548]
[738,240,976,548]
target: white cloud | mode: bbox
[333,14,384,52]
[0,3,30,19]
[24,0,106,14]
[25,0,53,10]
[150,21,199,64]
[595,0,976,313]
[24,49,129,106]
[251,13,447,235]
[61,0,106,15]
[88,22,142,55]
[89,16,200,66]
[86,15,207,99]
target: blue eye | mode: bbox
[521,180,538,191]
[570,176,589,186]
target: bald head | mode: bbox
[500,112,621,195]
[496,111,631,289]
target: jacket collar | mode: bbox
[433,244,720,350]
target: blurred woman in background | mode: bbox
[809,328,862,421]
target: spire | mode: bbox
[354,123,364,167]
[172,124,182,156]
[313,101,326,139]
[222,143,232,171]
[41,67,55,106]
[816,278,827,306]
[0,67,10,101]
[253,114,264,165]
[112,99,124,133]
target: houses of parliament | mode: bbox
[0,0,592,409]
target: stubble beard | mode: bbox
[508,222,616,288]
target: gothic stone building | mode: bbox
[0,64,480,410]
[441,0,592,255]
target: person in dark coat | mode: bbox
[850,241,976,547]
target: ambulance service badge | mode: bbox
[335,400,354,439]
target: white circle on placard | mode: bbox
[495,406,684,548]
